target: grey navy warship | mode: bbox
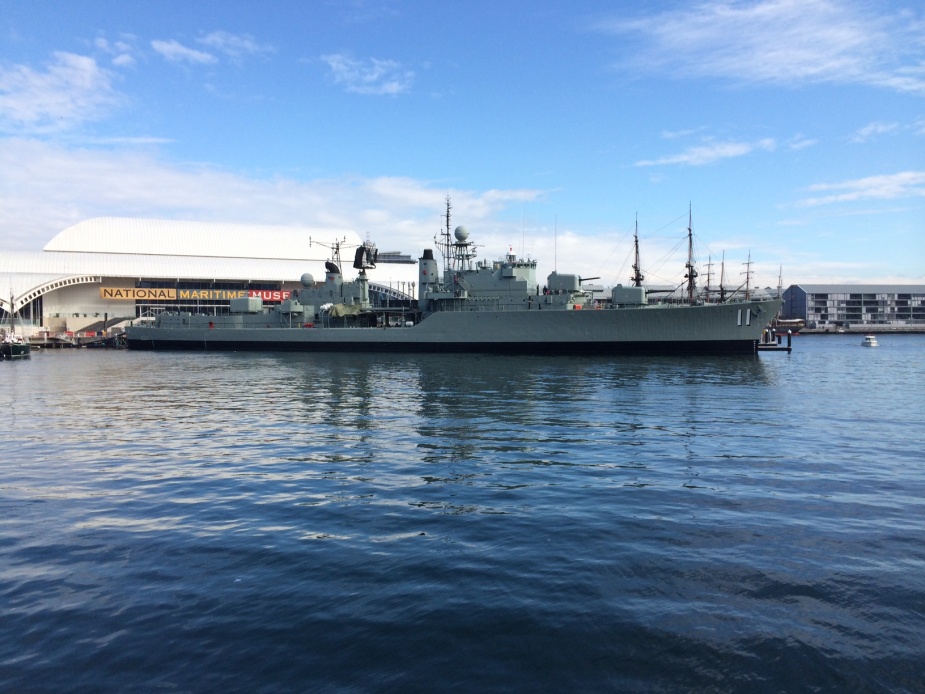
[125,203,781,355]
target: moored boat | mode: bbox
[1,334,31,360]
[126,202,782,356]
[1,293,31,360]
[772,318,805,335]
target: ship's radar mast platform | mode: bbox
[436,196,478,274]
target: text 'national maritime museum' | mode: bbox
[1,218,420,336]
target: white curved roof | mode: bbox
[0,217,422,313]
[0,251,420,312]
[44,217,360,260]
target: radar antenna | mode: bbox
[435,195,477,275]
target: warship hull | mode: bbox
[125,203,782,356]
[125,299,781,355]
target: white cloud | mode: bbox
[800,171,925,205]
[660,127,706,140]
[198,31,272,59]
[151,39,217,65]
[321,54,414,95]
[4,139,914,285]
[0,140,778,285]
[0,139,542,259]
[788,136,817,150]
[636,138,776,166]
[0,52,121,133]
[94,35,137,67]
[598,0,925,95]
[850,121,899,142]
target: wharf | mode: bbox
[757,329,793,353]
[29,332,127,350]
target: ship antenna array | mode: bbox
[436,195,453,274]
[630,214,644,287]
[309,236,350,270]
[436,195,478,275]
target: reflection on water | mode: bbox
[1,339,924,692]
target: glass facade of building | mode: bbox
[782,285,925,328]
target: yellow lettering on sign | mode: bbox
[100,288,177,300]
[178,289,247,300]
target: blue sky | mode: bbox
[1,0,922,288]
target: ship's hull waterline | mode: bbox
[126,299,781,355]
[126,201,782,357]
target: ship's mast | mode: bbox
[436,195,454,274]
[742,252,753,300]
[630,216,644,287]
[775,265,784,320]
[719,251,726,303]
[684,205,698,304]
[704,255,713,304]
[436,195,477,276]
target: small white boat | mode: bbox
[861,335,878,347]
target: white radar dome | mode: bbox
[300,273,315,287]
[454,226,469,241]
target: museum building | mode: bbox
[1,218,420,336]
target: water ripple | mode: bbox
[1,338,924,692]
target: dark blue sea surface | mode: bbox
[1,335,924,692]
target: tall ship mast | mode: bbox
[630,216,644,288]
[684,206,698,305]
[742,252,753,301]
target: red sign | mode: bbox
[248,290,291,301]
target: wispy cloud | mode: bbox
[598,0,925,95]
[94,35,138,67]
[321,54,414,95]
[0,139,540,256]
[197,31,273,60]
[800,171,925,205]
[0,52,122,133]
[850,121,899,143]
[151,39,217,65]
[636,138,776,166]
[661,127,706,140]
[788,135,817,150]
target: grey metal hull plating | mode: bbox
[126,299,780,355]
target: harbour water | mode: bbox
[1,336,923,692]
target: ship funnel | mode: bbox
[419,249,439,309]
[324,261,343,293]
